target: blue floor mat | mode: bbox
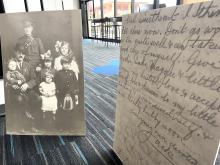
[83,39,92,45]
[93,59,120,76]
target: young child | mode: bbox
[39,72,57,119]
[55,57,78,110]
[39,56,55,82]
[6,59,26,95]
[36,50,52,74]
[54,41,79,80]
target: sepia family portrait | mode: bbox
[0,10,85,135]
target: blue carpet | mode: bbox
[83,39,92,45]
[93,59,120,76]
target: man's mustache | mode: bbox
[18,56,23,58]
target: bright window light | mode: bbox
[159,0,176,7]
[63,0,74,10]
[134,0,153,13]
[27,0,41,11]
[44,0,63,11]
[3,0,26,13]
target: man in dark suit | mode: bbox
[14,44,37,92]
[7,43,38,132]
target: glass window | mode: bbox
[43,0,63,11]
[87,1,94,20]
[87,1,94,37]
[103,0,114,17]
[94,0,101,18]
[134,0,153,13]
[159,0,176,7]
[63,0,74,10]
[3,0,26,13]
[27,0,41,11]
[183,0,210,4]
[117,0,131,16]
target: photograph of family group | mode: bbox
[0,10,85,135]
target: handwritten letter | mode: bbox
[113,1,220,165]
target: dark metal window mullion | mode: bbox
[24,0,29,12]
[114,0,117,40]
[100,0,103,18]
[0,0,4,79]
[131,0,134,13]
[178,0,183,5]
[100,0,104,39]
[114,0,116,17]
[153,0,159,9]
[0,0,5,13]
[61,0,64,10]
[93,0,95,18]
[40,0,44,11]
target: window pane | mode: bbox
[94,0,101,18]
[159,0,176,7]
[3,0,25,13]
[27,0,41,11]
[63,0,74,10]
[183,0,210,4]
[134,0,153,13]
[117,0,131,16]
[87,1,94,20]
[87,1,94,37]
[103,0,114,17]
[44,0,63,11]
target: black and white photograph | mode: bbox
[0,10,85,135]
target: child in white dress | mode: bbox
[54,41,79,80]
[39,72,57,119]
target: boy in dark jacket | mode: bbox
[55,57,78,110]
